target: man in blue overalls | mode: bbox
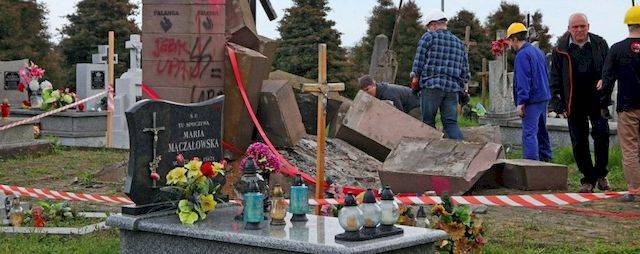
[507,23,553,161]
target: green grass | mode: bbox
[507,145,628,191]
[0,229,119,254]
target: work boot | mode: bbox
[619,194,636,202]
[579,183,594,193]
[596,177,610,191]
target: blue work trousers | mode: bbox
[521,101,552,161]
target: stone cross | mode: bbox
[92,45,118,65]
[302,44,345,214]
[143,112,165,188]
[125,34,142,70]
[478,58,489,106]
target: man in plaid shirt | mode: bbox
[411,10,469,140]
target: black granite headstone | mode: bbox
[4,72,19,90]
[91,71,105,89]
[124,96,224,215]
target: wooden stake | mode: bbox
[106,31,115,148]
[315,44,327,215]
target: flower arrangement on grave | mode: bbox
[162,154,226,225]
[491,38,510,57]
[23,201,80,227]
[40,87,76,110]
[1,99,9,118]
[239,142,281,173]
[431,196,485,254]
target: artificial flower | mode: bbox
[62,94,73,104]
[166,167,187,185]
[176,154,185,164]
[17,83,25,92]
[178,210,198,225]
[185,159,203,172]
[50,89,60,99]
[200,161,216,177]
[199,194,217,212]
[212,162,225,175]
[29,80,40,91]
[40,80,53,90]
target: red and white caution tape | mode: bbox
[0,91,108,132]
[1,184,133,206]
[1,183,627,208]
[107,85,115,112]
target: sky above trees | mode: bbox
[44,0,632,47]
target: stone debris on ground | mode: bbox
[277,134,382,190]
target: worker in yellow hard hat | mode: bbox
[602,6,640,202]
[506,22,552,162]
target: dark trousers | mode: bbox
[567,107,610,185]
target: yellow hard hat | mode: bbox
[624,6,640,25]
[506,23,527,38]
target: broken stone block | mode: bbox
[268,70,314,92]
[328,99,352,138]
[226,0,259,50]
[223,43,268,159]
[335,91,444,161]
[258,35,277,68]
[461,125,502,144]
[497,159,568,191]
[380,137,504,195]
[258,80,305,148]
[295,93,348,135]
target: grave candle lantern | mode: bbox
[269,184,287,225]
[243,182,264,230]
[359,188,381,235]
[379,186,400,231]
[1,100,10,118]
[337,192,363,234]
[289,173,309,222]
[8,197,23,227]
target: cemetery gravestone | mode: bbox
[113,34,144,149]
[0,59,29,107]
[123,96,224,214]
[141,0,226,103]
[76,45,113,110]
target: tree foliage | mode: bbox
[0,0,64,87]
[58,0,140,87]
[531,11,552,53]
[273,0,352,95]
[447,9,492,81]
[349,0,423,86]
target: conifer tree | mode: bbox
[273,0,349,88]
[0,0,64,86]
[58,0,140,86]
[448,9,492,81]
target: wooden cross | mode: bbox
[458,26,477,115]
[302,44,345,215]
[478,58,489,107]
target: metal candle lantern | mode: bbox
[269,184,287,225]
[235,157,266,220]
[289,173,309,222]
[337,192,364,238]
[359,189,381,235]
[243,182,264,230]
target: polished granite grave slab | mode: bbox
[107,205,448,254]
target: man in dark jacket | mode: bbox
[550,13,611,193]
[359,75,420,114]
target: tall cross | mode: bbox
[459,26,477,115]
[302,44,345,215]
[478,58,489,107]
[125,34,142,70]
[143,112,165,188]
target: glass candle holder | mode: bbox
[243,182,264,230]
[289,174,309,222]
[8,198,23,227]
[338,193,363,232]
[270,184,287,225]
[379,186,399,226]
[359,189,381,228]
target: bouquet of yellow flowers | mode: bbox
[162,154,225,225]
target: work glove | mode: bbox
[410,79,420,95]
